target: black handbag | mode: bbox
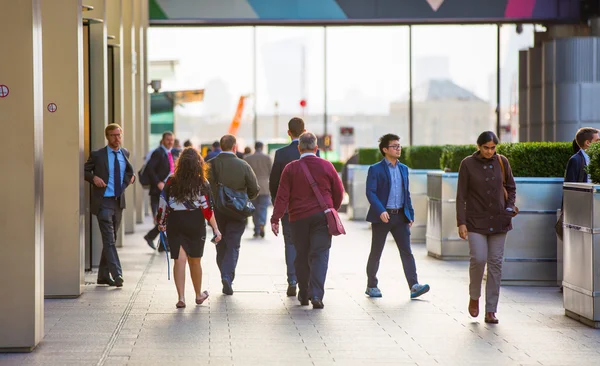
[213,162,255,220]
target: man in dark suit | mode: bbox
[365,134,430,299]
[565,128,599,183]
[208,134,260,295]
[143,131,175,251]
[205,141,221,161]
[84,123,135,287]
[269,117,320,297]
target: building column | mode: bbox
[134,0,145,224]
[42,0,85,298]
[122,0,136,233]
[0,0,44,351]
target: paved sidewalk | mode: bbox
[2,213,600,366]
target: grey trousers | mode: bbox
[468,232,507,313]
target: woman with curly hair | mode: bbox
[156,147,222,308]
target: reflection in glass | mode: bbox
[408,25,498,146]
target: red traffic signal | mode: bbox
[299,99,307,108]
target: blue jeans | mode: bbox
[215,211,246,283]
[282,213,297,285]
[251,195,270,235]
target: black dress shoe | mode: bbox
[287,283,297,297]
[114,276,124,287]
[298,295,309,306]
[222,279,233,295]
[97,278,116,286]
[144,235,156,250]
[311,298,324,309]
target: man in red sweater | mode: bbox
[271,132,344,309]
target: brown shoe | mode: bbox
[484,312,499,324]
[176,300,186,309]
[468,298,479,317]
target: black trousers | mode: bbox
[366,212,418,289]
[97,197,123,280]
[146,194,160,240]
[290,212,332,300]
[215,211,247,283]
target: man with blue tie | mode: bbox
[365,134,430,299]
[85,124,135,287]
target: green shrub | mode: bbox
[358,148,380,165]
[440,145,477,172]
[500,142,571,177]
[399,146,410,166]
[330,161,344,172]
[588,143,600,183]
[405,145,445,169]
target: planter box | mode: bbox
[562,183,600,328]
[426,172,467,259]
[347,164,370,221]
[501,178,563,286]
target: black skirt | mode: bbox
[166,209,207,259]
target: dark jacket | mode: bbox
[271,155,344,223]
[269,141,320,201]
[365,159,414,224]
[207,152,260,211]
[456,152,516,235]
[565,150,587,183]
[146,146,171,196]
[84,146,134,215]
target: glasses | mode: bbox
[387,145,402,150]
[107,133,122,138]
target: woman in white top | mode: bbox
[157,148,222,308]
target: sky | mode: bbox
[148,25,534,117]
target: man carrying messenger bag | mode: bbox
[207,134,260,295]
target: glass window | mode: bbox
[326,26,409,161]
[410,25,498,146]
[499,24,535,142]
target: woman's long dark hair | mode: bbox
[168,147,209,203]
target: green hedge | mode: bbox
[440,142,572,177]
[440,145,477,172]
[585,143,600,183]
[405,145,445,169]
[360,142,573,177]
[330,161,344,173]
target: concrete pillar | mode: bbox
[0,0,44,352]
[106,0,124,127]
[85,0,114,260]
[142,0,151,219]
[518,50,529,142]
[42,0,85,298]
[134,0,145,224]
[122,0,136,233]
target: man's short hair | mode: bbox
[183,140,192,148]
[162,131,174,140]
[212,141,220,149]
[220,134,237,151]
[298,132,317,151]
[105,123,122,136]
[255,141,264,150]
[576,128,599,148]
[288,117,305,138]
[378,134,401,156]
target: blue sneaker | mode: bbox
[410,284,430,299]
[365,287,382,297]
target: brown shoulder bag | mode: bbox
[497,155,519,215]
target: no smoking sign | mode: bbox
[47,103,57,113]
[0,85,9,98]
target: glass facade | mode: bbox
[148,24,534,161]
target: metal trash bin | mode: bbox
[347,165,370,221]
[426,172,468,260]
[409,169,440,243]
[563,183,600,328]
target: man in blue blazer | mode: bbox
[365,134,430,299]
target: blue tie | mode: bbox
[113,151,122,197]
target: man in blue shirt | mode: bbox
[364,134,430,299]
[84,124,135,287]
